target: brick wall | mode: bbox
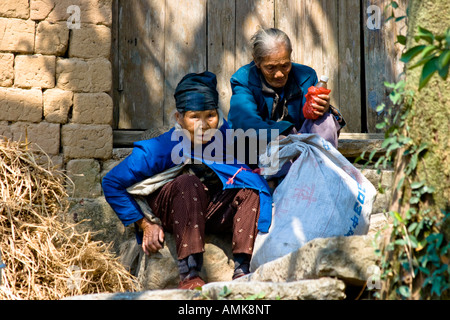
[0,0,114,198]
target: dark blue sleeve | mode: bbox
[229,77,293,142]
[102,135,175,227]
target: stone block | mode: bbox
[248,235,379,286]
[10,121,60,155]
[0,0,30,19]
[0,53,14,86]
[118,233,235,290]
[0,87,42,122]
[14,55,56,89]
[0,121,13,140]
[64,290,199,301]
[72,93,113,125]
[69,24,111,59]
[43,88,73,123]
[0,18,35,53]
[61,123,112,159]
[30,0,112,26]
[56,57,112,92]
[66,159,102,198]
[361,168,394,214]
[203,278,346,300]
[67,197,134,254]
[35,21,70,55]
[66,277,346,300]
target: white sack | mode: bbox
[250,134,376,271]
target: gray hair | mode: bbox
[250,28,292,65]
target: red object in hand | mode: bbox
[303,86,331,120]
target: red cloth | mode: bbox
[303,86,331,120]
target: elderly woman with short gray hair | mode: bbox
[228,28,346,166]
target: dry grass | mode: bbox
[0,139,138,300]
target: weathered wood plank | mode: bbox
[163,0,207,126]
[320,0,340,111]
[235,0,275,69]
[117,0,165,130]
[275,0,340,118]
[274,0,301,62]
[113,130,144,147]
[363,0,408,132]
[207,0,236,117]
[338,0,362,133]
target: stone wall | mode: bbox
[0,0,113,199]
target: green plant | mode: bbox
[399,26,450,90]
[361,17,449,299]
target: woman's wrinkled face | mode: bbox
[176,109,219,144]
[256,46,292,88]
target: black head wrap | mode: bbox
[174,71,219,112]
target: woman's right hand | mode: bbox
[137,217,165,255]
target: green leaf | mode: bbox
[394,80,406,89]
[409,197,420,204]
[415,26,435,44]
[389,91,402,104]
[395,239,407,246]
[410,181,425,189]
[408,52,437,70]
[376,103,386,112]
[397,35,407,45]
[438,49,450,68]
[390,1,399,9]
[421,185,435,194]
[398,285,411,298]
[384,81,397,88]
[438,50,450,79]
[400,45,426,63]
[421,45,438,58]
[393,211,405,223]
[408,222,418,233]
[438,60,449,79]
[385,15,394,23]
[369,149,377,161]
[419,56,439,90]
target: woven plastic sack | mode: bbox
[303,86,331,120]
[251,134,376,270]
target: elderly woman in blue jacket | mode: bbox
[102,72,272,289]
[228,28,346,168]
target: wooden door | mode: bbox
[112,0,407,145]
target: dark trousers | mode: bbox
[146,174,260,260]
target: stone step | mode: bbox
[65,234,380,300]
[64,277,347,300]
[337,133,385,159]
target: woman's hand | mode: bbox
[137,217,165,255]
[312,94,330,117]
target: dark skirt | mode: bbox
[146,174,260,260]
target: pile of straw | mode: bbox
[0,139,138,300]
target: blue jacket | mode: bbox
[228,61,318,141]
[102,120,273,240]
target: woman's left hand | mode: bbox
[312,94,330,117]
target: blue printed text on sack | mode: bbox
[344,183,366,236]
